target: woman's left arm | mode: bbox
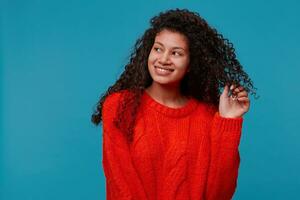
[204,112,243,200]
[205,84,249,200]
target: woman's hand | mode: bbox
[218,84,250,118]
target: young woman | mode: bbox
[92,8,257,200]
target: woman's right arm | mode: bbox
[102,92,148,200]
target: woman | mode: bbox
[92,8,257,200]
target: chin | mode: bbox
[151,77,180,87]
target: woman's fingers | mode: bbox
[230,84,248,97]
[230,84,243,92]
[228,84,250,106]
[234,85,244,92]
[237,90,248,98]
[237,96,250,102]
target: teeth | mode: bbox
[155,66,173,72]
[157,68,169,72]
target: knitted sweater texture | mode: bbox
[102,89,243,200]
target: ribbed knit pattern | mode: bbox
[102,89,243,200]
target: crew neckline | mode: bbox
[141,90,198,117]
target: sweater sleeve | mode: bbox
[204,111,243,200]
[101,92,148,200]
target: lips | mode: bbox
[154,66,174,72]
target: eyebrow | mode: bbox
[154,42,186,51]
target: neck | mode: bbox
[145,82,188,107]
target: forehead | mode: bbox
[154,29,189,49]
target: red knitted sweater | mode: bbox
[102,89,243,200]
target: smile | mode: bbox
[154,66,174,76]
[155,66,174,72]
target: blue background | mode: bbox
[1,0,299,199]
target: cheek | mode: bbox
[175,59,189,70]
[147,54,155,72]
[147,54,157,73]
[148,52,156,64]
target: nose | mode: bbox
[158,52,171,65]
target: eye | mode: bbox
[173,51,182,56]
[154,47,162,52]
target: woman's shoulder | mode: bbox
[102,89,129,120]
[103,89,131,108]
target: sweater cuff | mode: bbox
[213,112,243,133]
[212,112,243,150]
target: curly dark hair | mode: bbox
[91,8,258,142]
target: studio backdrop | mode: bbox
[1,0,299,199]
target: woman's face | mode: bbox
[147,29,190,87]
